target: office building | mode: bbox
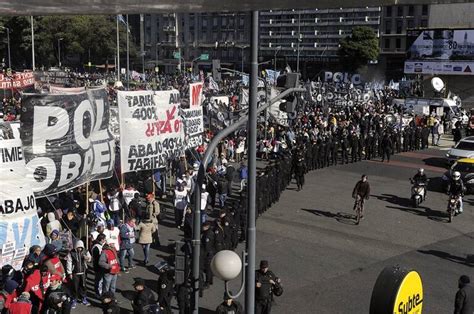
[259,8,381,76]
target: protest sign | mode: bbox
[0,71,35,89]
[118,90,184,173]
[0,122,45,268]
[49,86,86,94]
[20,88,115,196]
[189,82,204,107]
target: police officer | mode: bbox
[200,221,215,288]
[340,130,349,164]
[381,132,393,163]
[131,278,156,314]
[294,150,306,191]
[157,267,174,314]
[255,260,281,314]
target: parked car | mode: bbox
[442,158,474,194]
[446,136,474,164]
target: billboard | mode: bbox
[405,28,474,75]
[407,29,474,61]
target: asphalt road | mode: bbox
[79,141,474,313]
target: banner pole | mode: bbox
[152,170,156,195]
[121,173,125,223]
[99,180,105,204]
[85,182,89,251]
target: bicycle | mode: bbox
[353,195,364,225]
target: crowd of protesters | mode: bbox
[0,65,472,314]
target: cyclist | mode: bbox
[352,174,371,218]
[447,171,465,215]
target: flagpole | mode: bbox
[126,14,130,90]
[116,15,120,82]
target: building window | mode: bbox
[385,21,391,34]
[203,19,208,27]
[384,38,390,49]
[407,19,414,29]
[396,20,403,34]
[408,5,414,16]
[240,17,245,27]
[422,5,428,15]
[396,38,401,49]
[420,19,428,27]
[213,17,218,27]
[397,6,403,17]
[212,32,218,41]
[222,17,227,27]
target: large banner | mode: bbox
[118,90,184,173]
[0,71,35,89]
[404,60,474,75]
[0,122,45,269]
[184,83,204,149]
[20,88,115,196]
[407,29,474,61]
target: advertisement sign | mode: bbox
[118,90,184,173]
[0,122,45,268]
[370,266,423,314]
[407,28,474,61]
[20,88,115,196]
[0,71,35,89]
[404,60,474,75]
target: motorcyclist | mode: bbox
[412,168,428,200]
[447,171,465,214]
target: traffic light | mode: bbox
[276,73,300,89]
[212,59,221,82]
[279,94,297,113]
[175,240,191,285]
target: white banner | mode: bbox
[0,122,45,269]
[404,60,474,75]
[118,90,185,173]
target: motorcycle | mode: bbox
[447,194,462,223]
[410,179,427,208]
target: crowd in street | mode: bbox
[1,67,473,314]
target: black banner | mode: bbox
[20,88,115,196]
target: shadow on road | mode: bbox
[423,157,448,169]
[301,208,357,225]
[418,249,474,267]
[373,193,447,221]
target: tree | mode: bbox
[338,26,379,72]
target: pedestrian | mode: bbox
[43,274,72,314]
[8,292,32,314]
[137,213,157,265]
[66,240,91,308]
[455,275,474,314]
[174,183,188,228]
[145,193,161,244]
[255,260,281,314]
[131,278,157,314]
[381,132,393,163]
[119,217,136,273]
[41,244,65,279]
[92,234,106,298]
[217,174,229,208]
[216,292,243,314]
[101,291,120,314]
[103,220,120,251]
[99,238,120,294]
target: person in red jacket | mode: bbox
[99,239,120,294]
[41,244,65,280]
[14,259,46,313]
[8,292,32,314]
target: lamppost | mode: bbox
[58,37,63,67]
[296,12,301,73]
[274,46,282,75]
[0,27,11,69]
[211,250,246,298]
[237,45,249,74]
[30,17,35,71]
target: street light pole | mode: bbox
[58,38,63,68]
[274,46,281,81]
[116,15,120,81]
[245,10,259,314]
[6,28,11,69]
[296,12,301,73]
[31,16,35,71]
